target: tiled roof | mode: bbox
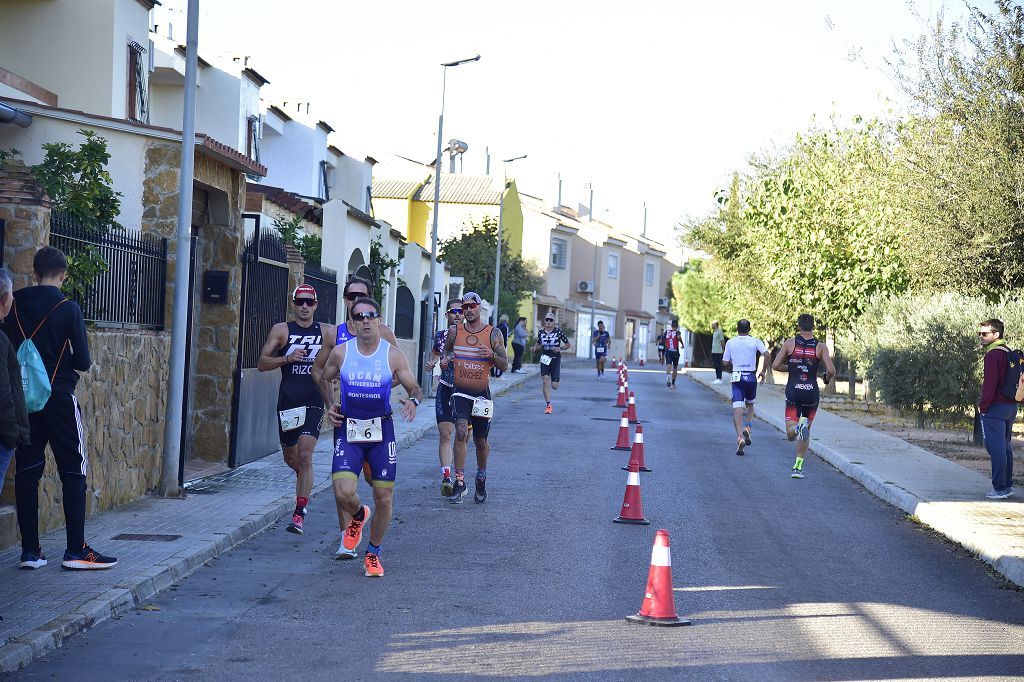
[248,183,321,225]
[372,179,421,200]
[413,174,500,205]
[196,134,267,177]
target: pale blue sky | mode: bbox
[178,0,981,246]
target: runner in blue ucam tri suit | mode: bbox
[318,297,423,578]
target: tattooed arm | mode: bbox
[489,327,509,371]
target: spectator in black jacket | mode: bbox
[0,268,29,489]
[4,247,116,570]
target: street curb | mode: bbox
[686,371,1024,589]
[0,370,534,672]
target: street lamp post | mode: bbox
[492,154,526,325]
[428,55,480,360]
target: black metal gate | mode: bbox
[230,216,290,467]
[303,262,338,324]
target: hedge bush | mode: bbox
[845,293,1024,421]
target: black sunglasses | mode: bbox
[447,308,463,315]
[352,311,380,321]
[345,291,369,301]
[293,298,317,307]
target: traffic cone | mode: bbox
[613,459,650,525]
[611,411,632,451]
[627,391,640,424]
[622,424,651,472]
[626,530,691,626]
[614,383,628,408]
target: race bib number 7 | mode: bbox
[347,417,383,443]
[471,398,494,420]
[278,406,306,432]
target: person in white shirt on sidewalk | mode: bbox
[722,319,770,456]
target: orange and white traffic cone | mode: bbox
[627,391,640,424]
[626,529,691,626]
[611,411,632,451]
[622,424,651,472]
[614,383,628,408]
[613,459,650,525]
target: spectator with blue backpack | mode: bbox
[0,268,30,491]
[4,246,116,570]
[978,318,1024,501]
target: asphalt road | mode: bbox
[12,364,1024,681]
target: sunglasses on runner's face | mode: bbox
[462,302,479,310]
[345,291,368,301]
[293,298,316,307]
[978,330,996,337]
[352,311,380,321]
[447,308,463,316]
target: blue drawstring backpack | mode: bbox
[13,299,67,413]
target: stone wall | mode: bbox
[0,329,171,542]
[0,161,50,288]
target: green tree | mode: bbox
[439,216,543,321]
[369,236,401,305]
[669,261,740,334]
[887,0,1024,295]
[272,213,322,266]
[32,130,123,300]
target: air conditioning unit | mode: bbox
[577,280,595,293]
[658,297,670,308]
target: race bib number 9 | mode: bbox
[278,406,306,431]
[730,371,743,383]
[347,417,383,443]
[540,354,553,366]
[471,398,494,420]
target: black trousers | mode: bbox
[15,391,88,552]
[512,343,525,371]
[712,353,724,379]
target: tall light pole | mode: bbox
[428,54,480,354]
[492,154,526,325]
[587,183,597,360]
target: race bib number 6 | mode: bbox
[471,398,494,420]
[347,417,383,443]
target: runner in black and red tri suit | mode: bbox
[258,284,330,535]
[771,313,836,479]
[663,319,683,390]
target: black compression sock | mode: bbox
[353,506,365,521]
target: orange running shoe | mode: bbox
[364,552,384,577]
[544,404,553,414]
[342,505,371,552]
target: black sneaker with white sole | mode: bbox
[19,547,47,570]
[61,545,117,570]
[474,477,487,503]
[449,479,468,504]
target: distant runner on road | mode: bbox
[532,313,571,413]
[318,297,423,577]
[592,321,611,379]
[257,284,330,536]
[663,319,683,390]
[772,314,836,479]
[721,319,769,456]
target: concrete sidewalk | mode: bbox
[0,368,536,672]
[686,368,1024,589]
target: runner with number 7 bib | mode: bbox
[317,297,423,578]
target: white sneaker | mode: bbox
[711,379,722,385]
[335,543,358,560]
[985,489,1012,500]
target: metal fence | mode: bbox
[48,211,168,329]
[304,261,338,324]
[236,227,290,369]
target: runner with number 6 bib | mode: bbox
[317,297,423,577]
